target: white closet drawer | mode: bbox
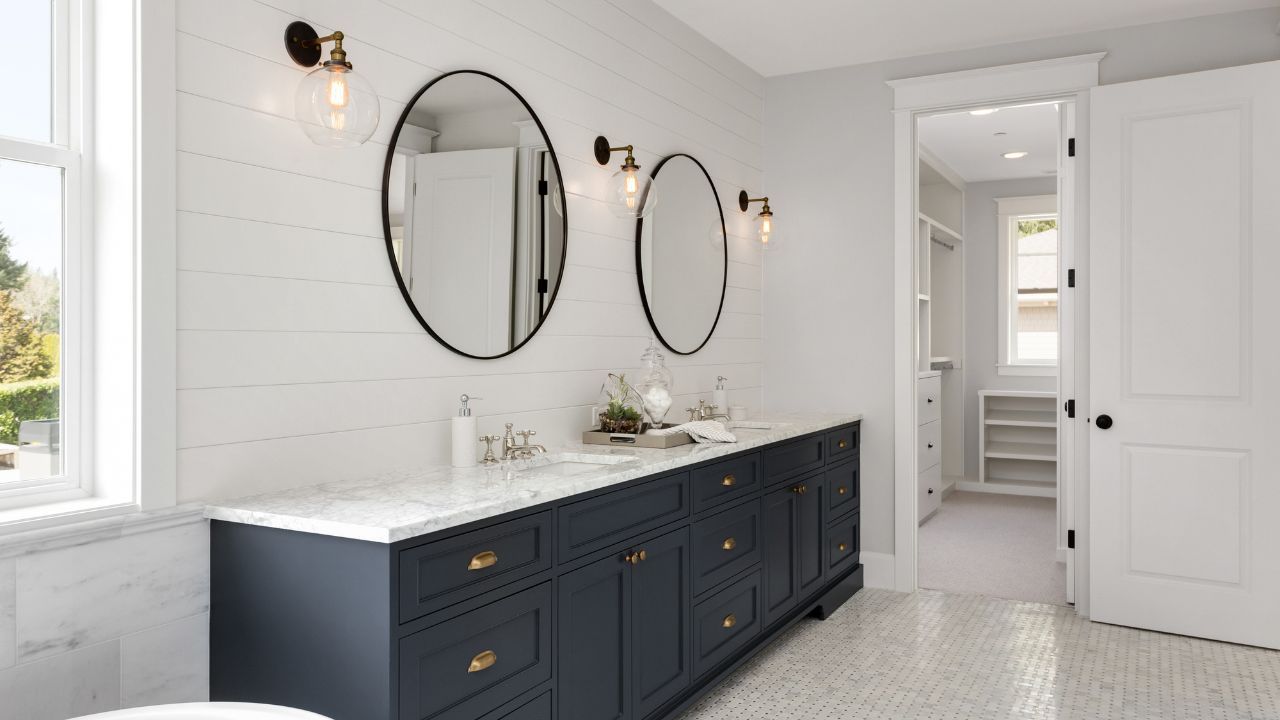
[917,375,941,425]
[918,464,941,522]
[917,420,941,472]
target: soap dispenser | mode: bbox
[713,376,729,413]
[452,394,481,468]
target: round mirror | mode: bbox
[636,154,727,355]
[382,71,567,359]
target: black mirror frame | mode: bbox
[634,153,728,356]
[380,69,569,360]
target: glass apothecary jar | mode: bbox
[635,339,675,429]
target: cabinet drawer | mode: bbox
[918,375,941,424]
[692,499,762,596]
[827,513,860,574]
[399,512,552,623]
[917,419,941,472]
[918,464,941,522]
[763,435,825,486]
[692,571,762,679]
[399,583,552,720]
[692,453,761,513]
[825,425,859,461]
[825,458,860,518]
[558,472,689,560]
[480,692,551,720]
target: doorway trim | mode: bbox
[887,53,1104,611]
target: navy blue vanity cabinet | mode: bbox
[211,421,862,720]
[558,527,691,720]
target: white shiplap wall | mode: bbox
[173,0,765,502]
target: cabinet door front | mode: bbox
[631,527,692,719]
[558,555,632,720]
[796,474,827,599]
[762,484,799,626]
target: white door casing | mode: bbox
[408,147,517,356]
[1090,61,1280,648]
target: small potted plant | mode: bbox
[598,373,645,434]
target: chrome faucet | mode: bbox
[501,423,547,460]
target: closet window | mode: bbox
[996,195,1059,375]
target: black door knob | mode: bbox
[928,488,934,494]
[1096,414,1113,430]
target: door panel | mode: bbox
[761,484,798,625]
[631,528,691,719]
[558,555,631,720]
[796,475,826,599]
[1090,60,1280,648]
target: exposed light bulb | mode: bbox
[326,68,350,108]
[624,169,639,197]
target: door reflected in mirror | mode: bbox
[637,154,727,354]
[383,71,567,359]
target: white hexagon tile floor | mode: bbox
[678,589,1280,720]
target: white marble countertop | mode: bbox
[203,413,861,543]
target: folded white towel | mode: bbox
[647,420,737,444]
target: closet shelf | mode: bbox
[918,212,963,243]
[984,409,1057,427]
[985,441,1056,462]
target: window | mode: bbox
[0,0,83,505]
[997,195,1059,375]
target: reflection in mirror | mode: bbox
[383,71,566,359]
[637,154,727,355]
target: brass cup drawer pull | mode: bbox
[468,650,497,673]
[838,486,847,496]
[625,549,647,565]
[468,550,498,571]
[722,474,736,487]
[722,613,737,629]
[722,537,736,551]
[838,439,848,449]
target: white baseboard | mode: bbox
[861,551,896,589]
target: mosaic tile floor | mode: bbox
[679,589,1280,720]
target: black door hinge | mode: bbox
[537,278,549,294]
[1067,138,1076,157]
[1067,529,1076,549]
[1065,399,1075,418]
[538,180,549,196]
[1067,268,1075,288]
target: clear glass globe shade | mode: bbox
[608,167,658,219]
[295,64,380,148]
[755,212,779,250]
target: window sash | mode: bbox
[1008,212,1058,366]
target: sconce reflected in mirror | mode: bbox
[594,136,658,219]
[738,191,777,249]
[285,21,380,147]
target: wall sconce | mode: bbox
[285,21,380,148]
[594,136,658,219]
[739,191,777,248]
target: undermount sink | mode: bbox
[516,452,639,476]
[727,420,792,430]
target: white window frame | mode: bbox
[996,194,1059,377]
[0,0,176,531]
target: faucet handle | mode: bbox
[515,429,536,445]
[478,435,501,465]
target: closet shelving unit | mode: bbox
[972,389,1057,497]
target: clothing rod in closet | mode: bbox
[931,236,955,251]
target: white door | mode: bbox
[1090,61,1280,648]
[409,147,516,356]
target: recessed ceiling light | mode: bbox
[1003,151,1029,159]
[993,131,1007,137]
[969,108,999,116]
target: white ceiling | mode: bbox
[919,102,1061,183]
[653,0,1279,77]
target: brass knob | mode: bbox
[722,537,736,551]
[838,543,847,552]
[838,439,847,449]
[722,613,737,629]
[791,484,807,495]
[468,550,498,571]
[468,650,497,673]
[722,474,736,487]
[838,486,847,495]
[625,549,647,565]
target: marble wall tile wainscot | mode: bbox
[0,511,209,718]
[122,613,211,708]
[0,641,121,720]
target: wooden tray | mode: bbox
[582,425,693,448]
